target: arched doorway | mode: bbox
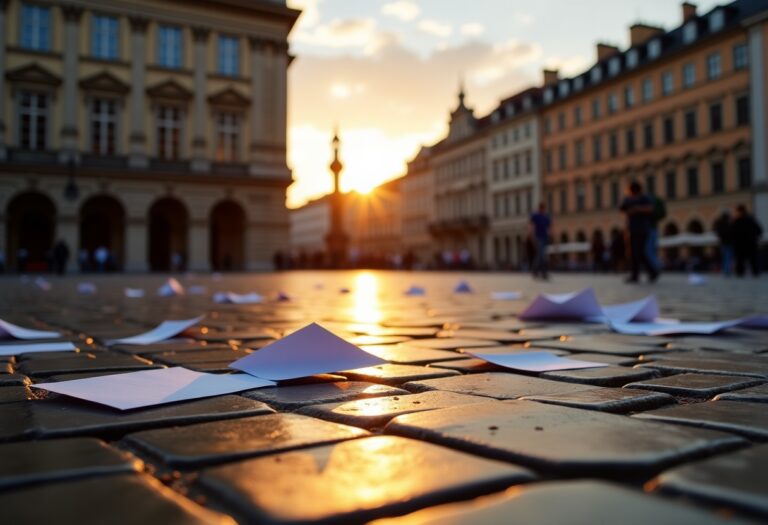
[79,195,125,271]
[6,192,56,272]
[148,197,188,271]
[210,200,245,271]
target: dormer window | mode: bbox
[506,102,516,116]
[709,9,725,32]
[574,76,584,91]
[522,97,531,110]
[683,21,697,44]
[544,88,553,103]
[626,49,639,68]
[558,81,570,97]
[491,112,500,123]
[647,38,661,59]
[608,57,621,76]
[590,67,602,83]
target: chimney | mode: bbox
[682,2,697,22]
[542,69,559,86]
[629,24,664,47]
[596,43,620,61]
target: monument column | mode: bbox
[324,130,348,268]
[59,5,83,163]
[191,27,210,172]
[128,17,149,168]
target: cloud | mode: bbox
[460,22,485,37]
[381,0,420,22]
[292,17,379,49]
[417,19,452,38]
[470,39,543,85]
[287,0,321,31]
[329,82,367,99]
[544,54,591,77]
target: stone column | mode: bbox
[191,27,210,172]
[125,217,148,272]
[0,0,8,161]
[59,5,83,163]
[56,214,79,272]
[187,219,210,271]
[273,42,288,148]
[128,17,149,168]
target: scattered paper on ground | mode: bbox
[0,341,77,356]
[0,318,61,340]
[519,288,602,320]
[106,316,204,346]
[157,278,185,297]
[468,349,608,372]
[213,292,264,304]
[491,291,522,301]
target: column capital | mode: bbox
[193,26,210,43]
[129,16,149,33]
[62,5,84,23]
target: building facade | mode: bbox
[540,1,768,268]
[401,145,433,266]
[0,0,299,272]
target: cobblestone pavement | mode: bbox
[1,271,767,524]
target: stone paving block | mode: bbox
[436,329,533,343]
[624,374,764,399]
[0,395,274,442]
[369,480,749,525]
[151,348,250,365]
[14,349,103,361]
[241,381,409,411]
[113,342,232,355]
[126,413,368,468]
[0,361,12,374]
[385,400,744,477]
[0,473,231,524]
[198,329,276,342]
[0,386,37,404]
[669,336,768,353]
[638,359,768,379]
[635,400,768,439]
[197,435,535,524]
[18,355,161,377]
[427,358,505,373]
[521,387,675,414]
[715,384,768,403]
[555,352,639,366]
[341,364,460,385]
[533,338,668,357]
[298,391,494,429]
[540,365,657,387]
[361,345,464,365]
[348,335,412,345]
[403,338,500,350]
[0,373,31,387]
[403,372,593,399]
[0,437,141,489]
[656,443,768,519]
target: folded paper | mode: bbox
[491,291,522,301]
[610,314,768,336]
[77,282,97,294]
[124,288,145,298]
[454,281,473,293]
[0,341,77,356]
[157,278,184,297]
[106,316,204,346]
[33,367,275,410]
[600,296,660,324]
[404,286,426,296]
[468,349,608,372]
[213,292,264,304]
[230,322,386,381]
[0,318,60,340]
[520,288,602,320]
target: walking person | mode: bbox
[731,204,762,277]
[713,210,735,276]
[529,202,551,280]
[646,191,666,273]
[94,246,109,273]
[52,240,70,275]
[619,181,659,283]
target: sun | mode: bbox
[351,179,377,194]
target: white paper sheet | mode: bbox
[276,291,291,302]
[0,318,61,340]
[213,292,264,304]
[600,296,660,324]
[34,277,51,291]
[188,285,207,295]
[404,286,426,296]
[454,281,473,293]
[468,349,608,372]
[157,278,185,297]
[519,288,603,320]
[77,282,97,294]
[0,341,77,356]
[124,288,145,298]
[688,273,706,286]
[106,316,204,346]
[491,291,522,301]
[610,314,768,336]
[32,367,276,410]
[230,322,386,381]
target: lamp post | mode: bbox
[324,128,348,268]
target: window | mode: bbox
[20,4,51,51]
[593,181,603,210]
[90,99,117,155]
[709,9,725,32]
[683,21,697,44]
[645,174,656,195]
[624,86,635,108]
[686,166,699,196]
[574,76,584,91]
[663,115,675,144]
[648,38,661,59]
[609,131,618,158]
[733,43,748,70]
[607,92,618,114]
[218,35,240,76]
[738,157,751,189]
[543,88,553,103]
[524,150,532,173]
[736,95,749,126]
[590,67,602,83]
[18,91,48,150]
[684,109,697,139]
[157,106,182,160]
[609,57,621,76]
[591,98,601,119]
[642,78,653,102]
[683,63,696,88]
[627,49,639,68]
[576,182,585,211]
[559,187,567,213]
[592,135,602,162]
[557,112,565,131]
[502,157,510,179]
[558,81,570,97]
[661,71,674,96]
[91,15,119,59]
[665,171,677,199]
[544,150,552,173]
[625,128,636,154]
[711,161,724,193]
[215,112,239,161]
[610,181,619,207]
[643,121,654,149]
[558,144,567,170]
[706,52,721,80]
[513,153,521,176]
[543,117,551,135]
[575,140,584,166]
[574,106,582,126]
[709,102,723,132]
[158,26,183,68]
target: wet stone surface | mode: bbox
[1,272,767,523]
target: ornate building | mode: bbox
[0,0,299,271]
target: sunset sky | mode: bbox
[284,0,720,208]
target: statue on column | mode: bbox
[324,127,349,268]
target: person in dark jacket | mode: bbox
[52,240,70,275]
[619,181,659,283]
[713,210,734,276]
[731,204,762,277]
